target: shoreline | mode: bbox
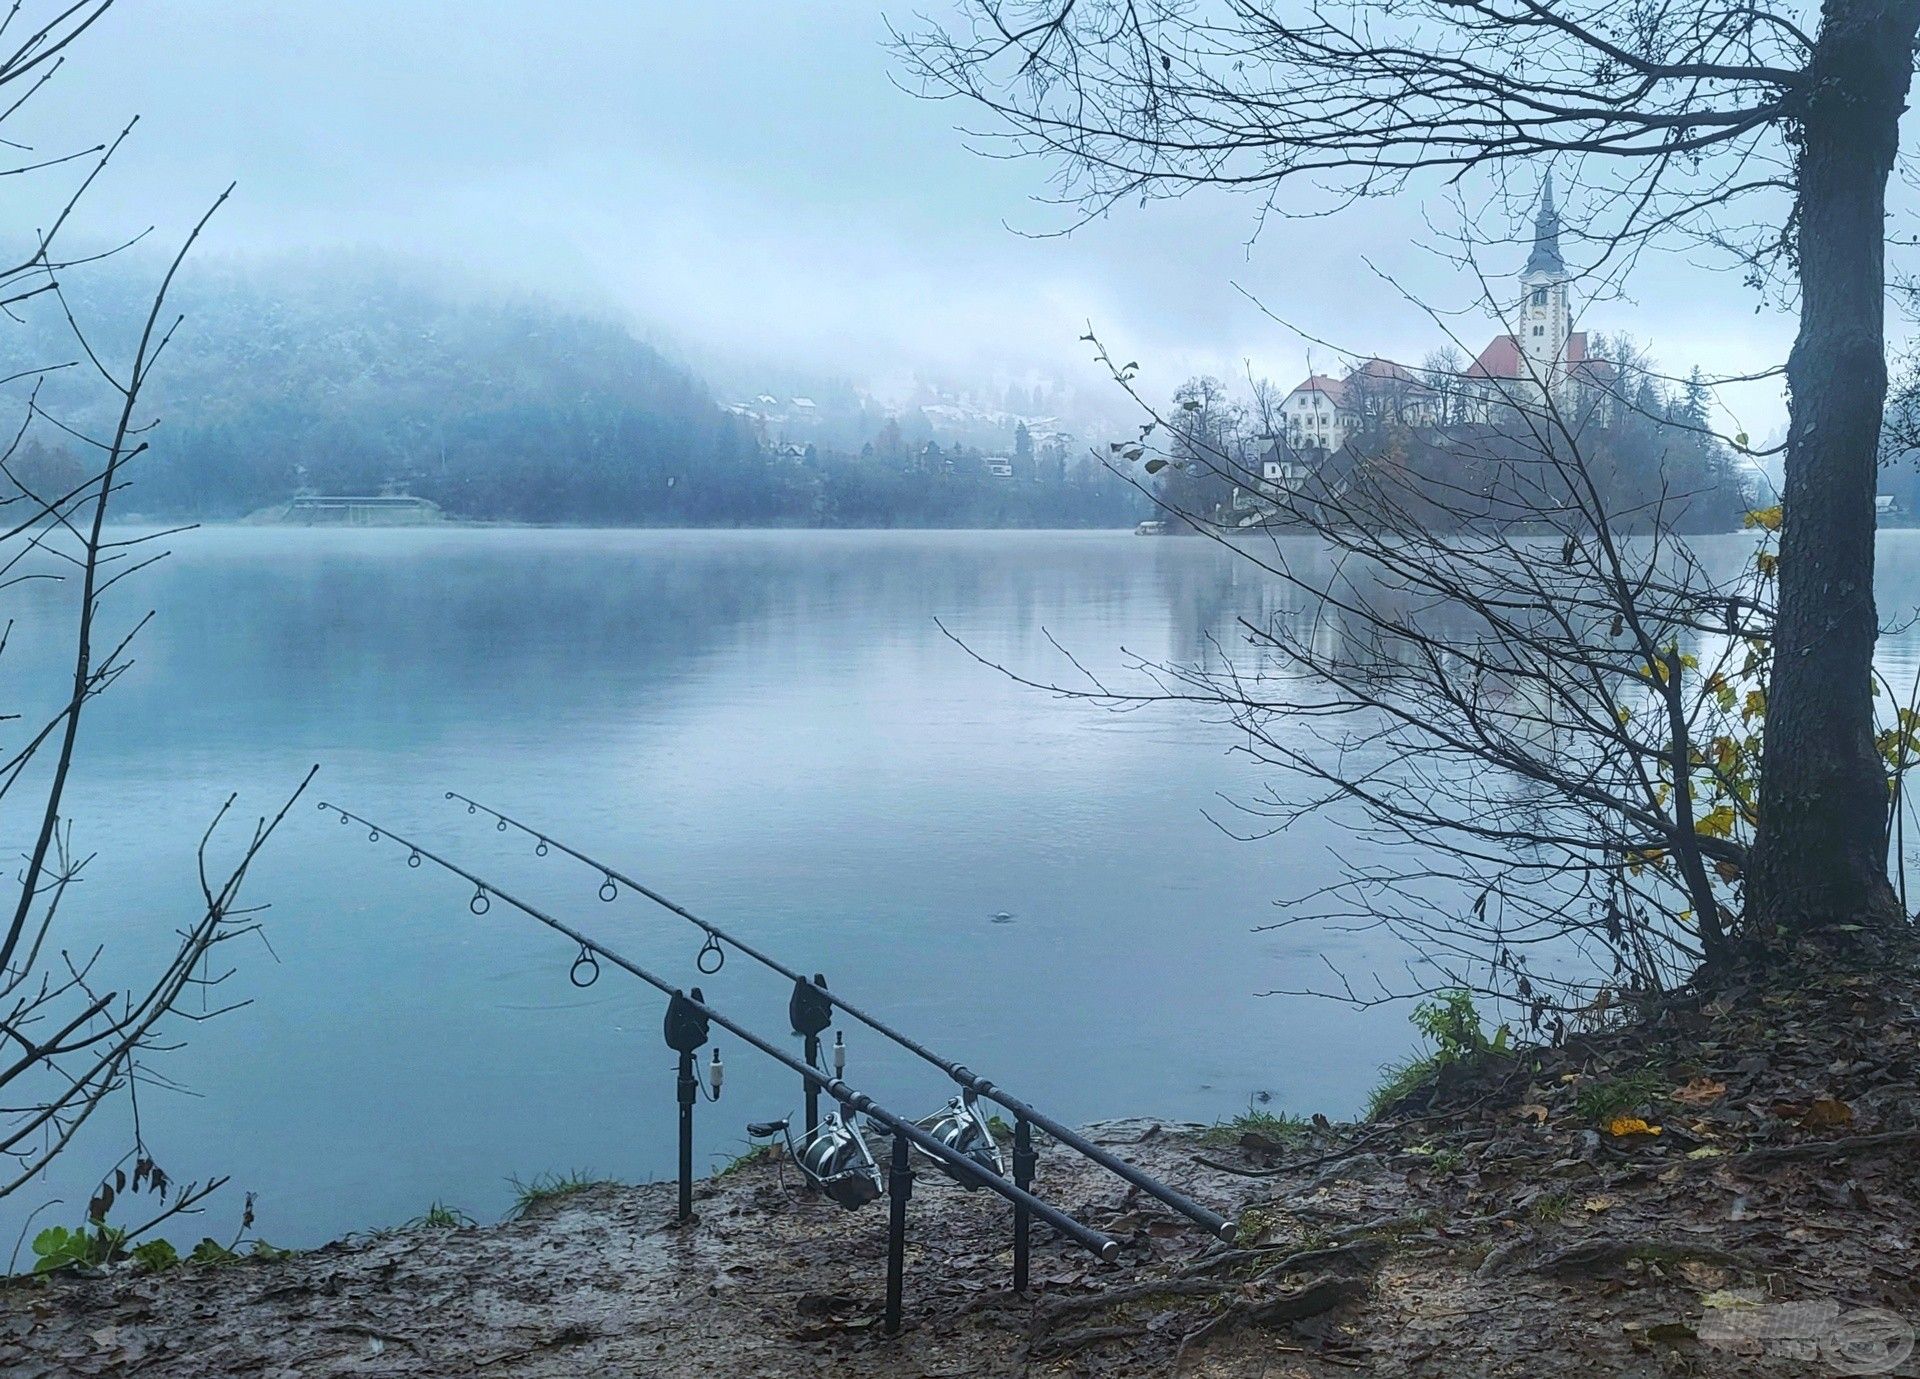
[10,954,1918,1375]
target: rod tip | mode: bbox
[1217,1222,1240,1244]
[1097,1238,1121,1263]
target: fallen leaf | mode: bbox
[1801,1097,1853,1129]
[1516,1103,1549,1123]
[1672,1077,1727,1106]
[1686,1146,1726,1160]
[1607,1116,1663,1137]
[1582,1195,1617,1213]
[1645,1321,1698,1343]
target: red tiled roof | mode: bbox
[1466,331,1608,382]
[1466,334,1523,380]
[1287,373,1347,404]
[1346,357,1420,385]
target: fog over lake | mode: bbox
[7,525,1920,1248]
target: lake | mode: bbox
[9,525,1920,1250]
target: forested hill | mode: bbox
[0,257,1152,526]
[0,257,793,522]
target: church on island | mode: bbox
[1258,176,1618,497]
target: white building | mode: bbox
[1274,176,1617,456]
[1463,174,1616,410]
[1279,359,1440,455]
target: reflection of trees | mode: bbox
[967,358,1793,1024]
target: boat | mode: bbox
[1135,519,1170,536]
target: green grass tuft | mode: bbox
[1200,1105,1311,1148]
[1529,1191,1572,1224]
[404,1202,475,1231]
[714,1143,779,1178]
[1365,1052,1449,1120]
[507,1170,613,1216]
[1573,1069,1664,1123]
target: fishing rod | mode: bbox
[442,791,1237,1245]
[316,803,1121,1291]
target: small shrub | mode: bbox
[30,1225,123,1274]
[1366,990,1512,1120]
[128,1239,179,1273]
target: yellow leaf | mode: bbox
[1695,806,1738,840]
[1756,551,1778,578]
[1743,505,1783,531]
[1582,1195,1617,1213]
[1686,1146,1726,1160]
[1607,1116,1662,1137]
[1516,1102,1549,1123]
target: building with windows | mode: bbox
[1274,176,1616,460]
[1462,174,1617,411]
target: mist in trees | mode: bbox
[0,257,1149,529]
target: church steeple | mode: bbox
[1516,171,1572,389]
[1524,172,1565,279]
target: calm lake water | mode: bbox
[10,525,1920,1250]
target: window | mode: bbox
[1532,325,1545,337]
[1531,287,1548,306]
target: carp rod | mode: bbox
[316,800,1120,1265]
[442,791,1237,1244]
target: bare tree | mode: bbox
[900,0,1920,939]
[984,340,1806,1015]
[1419,348,1470,428]
[0,2,310,1235]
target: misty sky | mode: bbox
[20,1,1900,439]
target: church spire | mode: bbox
[1524,171,1565,278]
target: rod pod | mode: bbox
[442,792,1236,1243]
[319,805,1122,1287]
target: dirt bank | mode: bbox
[6,949,1918,1377]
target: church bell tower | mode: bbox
[1518,173,1571,389]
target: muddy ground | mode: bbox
[5,948,1919,1377]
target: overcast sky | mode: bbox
[18,1,1891,439]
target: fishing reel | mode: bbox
[748,1110,883,1210]
[913,1091,1004,1188]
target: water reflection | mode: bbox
[4,527,1918,1248]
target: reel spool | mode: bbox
[748,1111,884,1210]
[913,1092,1004,1188]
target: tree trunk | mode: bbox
[1749,0,1919,936]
